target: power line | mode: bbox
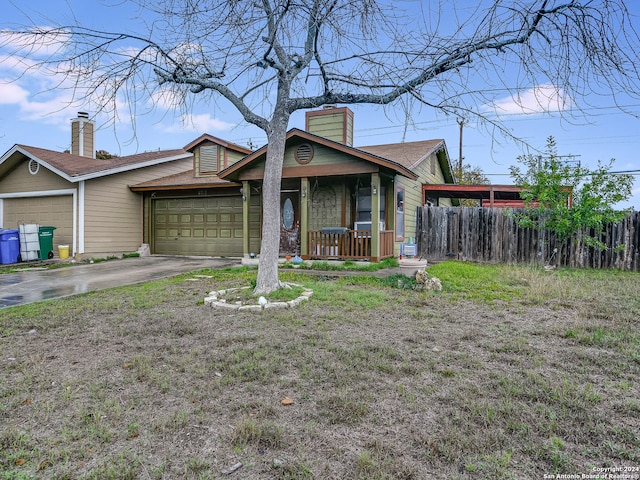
[485,170,640,177]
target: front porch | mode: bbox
[307,228,395,261]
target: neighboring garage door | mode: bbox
[3,196,74,250]
[153,196,246,257]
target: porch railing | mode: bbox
[307,229,395,260]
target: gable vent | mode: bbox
[295,143,314,164]
[28,159,40,175]
[199,145,220,173]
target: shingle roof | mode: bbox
[15,145,191,178]
[357,140,444,170]
[130,170,239,191]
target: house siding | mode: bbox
[394,150,451,255]
[307,113,345,144]
[305,107,354,146]
[82,158,192,255]
[283,143,369,169]
[0,159,74,193]
[226,149,246,167]
[0,160,76,253]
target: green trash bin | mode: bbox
[38,226,56,260]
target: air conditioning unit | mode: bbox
[353,221,385,238]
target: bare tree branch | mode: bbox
[4,0,639,293]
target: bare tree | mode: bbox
[3,0,639,293]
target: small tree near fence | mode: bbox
[509,136,634,252]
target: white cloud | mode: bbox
[150,87,184,111]
[0,53,40,74]
[163,113,234,133]
[0,74,84,124]
[0,81,29,104]
[489,84,571,115]
[0,28,70,60]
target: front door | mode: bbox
[280,191,300,256]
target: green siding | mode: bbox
[307,113,346,144]
[227,149,246,166]
[283,143,368,169]
[394,150,451,255]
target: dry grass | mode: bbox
[1,261,639,479]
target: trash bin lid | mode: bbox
[0,229,19,239]
[321,227,348,235]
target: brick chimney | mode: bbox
[305,105,354,146]
[71,112,95,158]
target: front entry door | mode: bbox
[280,191,300,256]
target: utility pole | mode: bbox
[457,118,465,183]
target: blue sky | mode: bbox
[1,0,639,210]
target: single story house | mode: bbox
[0,107,455,261]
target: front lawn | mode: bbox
[1,261,638,479]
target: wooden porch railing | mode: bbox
[307,229,395,260]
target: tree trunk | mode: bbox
[254,110,290,295]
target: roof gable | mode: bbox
[183,133,252,155]
[0,144,192,183]
[218,128,418,181]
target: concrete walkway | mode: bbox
[0,256,240,308]
[0,256,430,309]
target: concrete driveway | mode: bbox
[0,256,241,308]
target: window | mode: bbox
[199,145,220,174]
[356,187,386,222]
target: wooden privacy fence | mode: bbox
[416,207,640,271]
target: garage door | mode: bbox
[153,196,247,257]
[3,196,74,251]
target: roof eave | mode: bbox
[130,181,241,192]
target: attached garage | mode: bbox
[152,195,259,257]
[2,195,74,251]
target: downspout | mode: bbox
[72,189,78,256]
[78,181,85,254]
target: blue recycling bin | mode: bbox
[0,229,20,264]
